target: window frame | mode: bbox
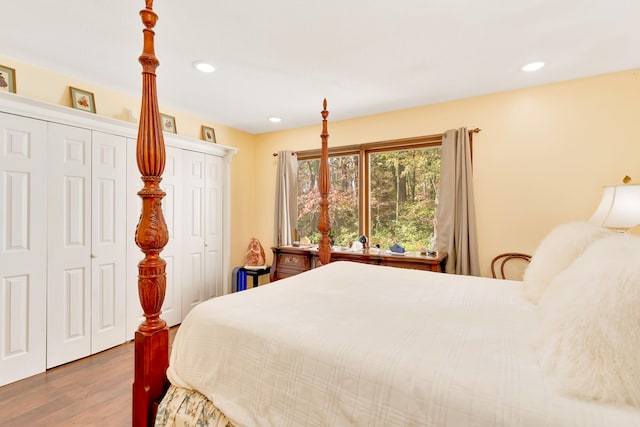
[296,134,443,240]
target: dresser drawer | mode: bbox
[380,256,445,272]
[271,247,313,281]
[279,253,309,268]
[273,270,300,281]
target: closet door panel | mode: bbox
[47,123,92,368]
[126,142,182,338]
[90,131,126,354]
[0,113,47,386]
[204,155,224,299]
[126,138,142,338]
[182,150,205,317]
[159,146,183,327]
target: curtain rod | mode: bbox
[273,127,481,157]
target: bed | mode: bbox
[132,2,640,426]
[158,259,640,426]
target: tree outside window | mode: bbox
[297,155,358,246]
[296,136,441,252]
[369,147,440,251]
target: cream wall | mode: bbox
[0,54,256,270]
[254,69,640,276]
[4,51,639,277]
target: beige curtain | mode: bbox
[436,128,480,275]
[274,151,298,246]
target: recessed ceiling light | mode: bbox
[268,117,282,123]
[521,61,545,72]
[193,61,216,73]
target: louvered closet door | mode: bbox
[90,131,126,354]
[204,154,224,299]
[47,123,92,368]
[182,150,205,317]
[0,113,47,386]
[126,142,182,339]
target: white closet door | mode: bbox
[125,138,142,338]
[182,150,205,317]
[126,142,183,339]
[204,154,224,299]
[47,123,92,368]
[159,146,183,327]
[0,113,47,386]
[90,131,126,354]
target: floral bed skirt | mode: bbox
[155,385,235,427]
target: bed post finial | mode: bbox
[318,99,332,265]
[133,0,170,426]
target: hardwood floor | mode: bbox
[0,327,178,427]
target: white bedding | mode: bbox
[167,261,640,427]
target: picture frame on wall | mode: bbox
[69,86,96,113]
[201,125,216,143]
[160,113,177,133]
[0,64,17,93]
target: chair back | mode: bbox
[491,252,531,280]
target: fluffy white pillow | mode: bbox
[522,221,614,303]
[535,234,640,407]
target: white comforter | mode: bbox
[167,261,640,426]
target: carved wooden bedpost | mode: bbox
[132,1,170,426]
[318,99,332,265]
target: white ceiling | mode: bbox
[2,1,639,134]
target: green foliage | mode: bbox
[369,147,440,250]
[297,156,358,245]
[297,146,440,251]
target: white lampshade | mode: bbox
[589,184,640,230]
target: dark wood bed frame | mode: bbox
[131,2,332,425]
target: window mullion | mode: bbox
[361,147,369,239]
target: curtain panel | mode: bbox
[436,128,480,276]
[274,151,298,247]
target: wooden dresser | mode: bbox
[270,246,447,282]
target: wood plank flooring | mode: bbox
[0,327,177,427]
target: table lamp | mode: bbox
[589,183,640,231]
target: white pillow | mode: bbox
[522,221,614,304]
[535,234,640,407]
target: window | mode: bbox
[297,135,441,251]
[297,154,359,247]
[368,146,440,251]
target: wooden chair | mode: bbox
[490,253,531,280]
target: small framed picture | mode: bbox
[69,87,96,113]
[160,113,177,133]
[0,65,16,93]
[201,125,216,143]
